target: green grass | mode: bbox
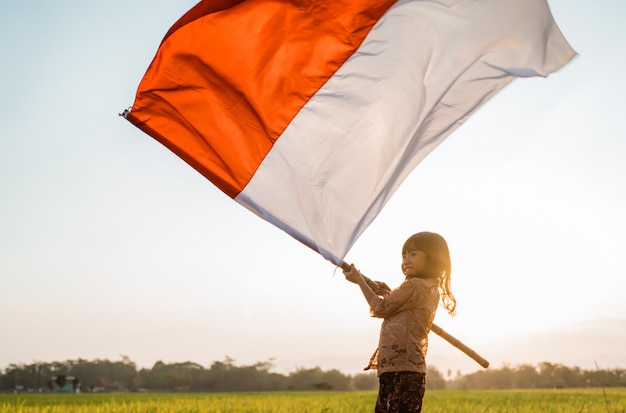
[1,389,625,412]
[424,388,626,412]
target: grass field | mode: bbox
[1,388,625,412]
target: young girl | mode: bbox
[343,231,456,413]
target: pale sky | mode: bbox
[1,1,625,377]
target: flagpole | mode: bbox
[339,261,489,369]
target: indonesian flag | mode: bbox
[124,0,575,265]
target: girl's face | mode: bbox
[401,248,427,277]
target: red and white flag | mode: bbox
[125,0,575,265]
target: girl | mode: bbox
[343,231,456,412]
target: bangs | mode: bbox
[402,232,434,255]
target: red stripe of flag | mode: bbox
[126,0,398,198]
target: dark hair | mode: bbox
[402,232,456,316]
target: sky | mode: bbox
[1,1,625,377]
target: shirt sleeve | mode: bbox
[370,279,424,318]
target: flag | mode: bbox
[124,0,575,265]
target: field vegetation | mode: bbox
[2,357,625,412]
[1,388,625,412]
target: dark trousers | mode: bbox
[375,371,426,413]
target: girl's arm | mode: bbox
[343,264,381,308]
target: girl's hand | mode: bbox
[374,281,391,295]
[343,263,362,284]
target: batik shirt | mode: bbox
[366,276,440,375]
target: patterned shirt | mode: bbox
[366,276,440,375]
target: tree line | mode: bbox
[451,362,626,390]
[1,357,624,393]
[0,356,380,393]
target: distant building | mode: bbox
[48,375,80,393]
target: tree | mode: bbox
[353,372,378,390]
[287,367,324,391]
[320,369,352,391]
[426,366,446,390]
[513,364,539,389]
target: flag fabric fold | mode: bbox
[125,0,575,265]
